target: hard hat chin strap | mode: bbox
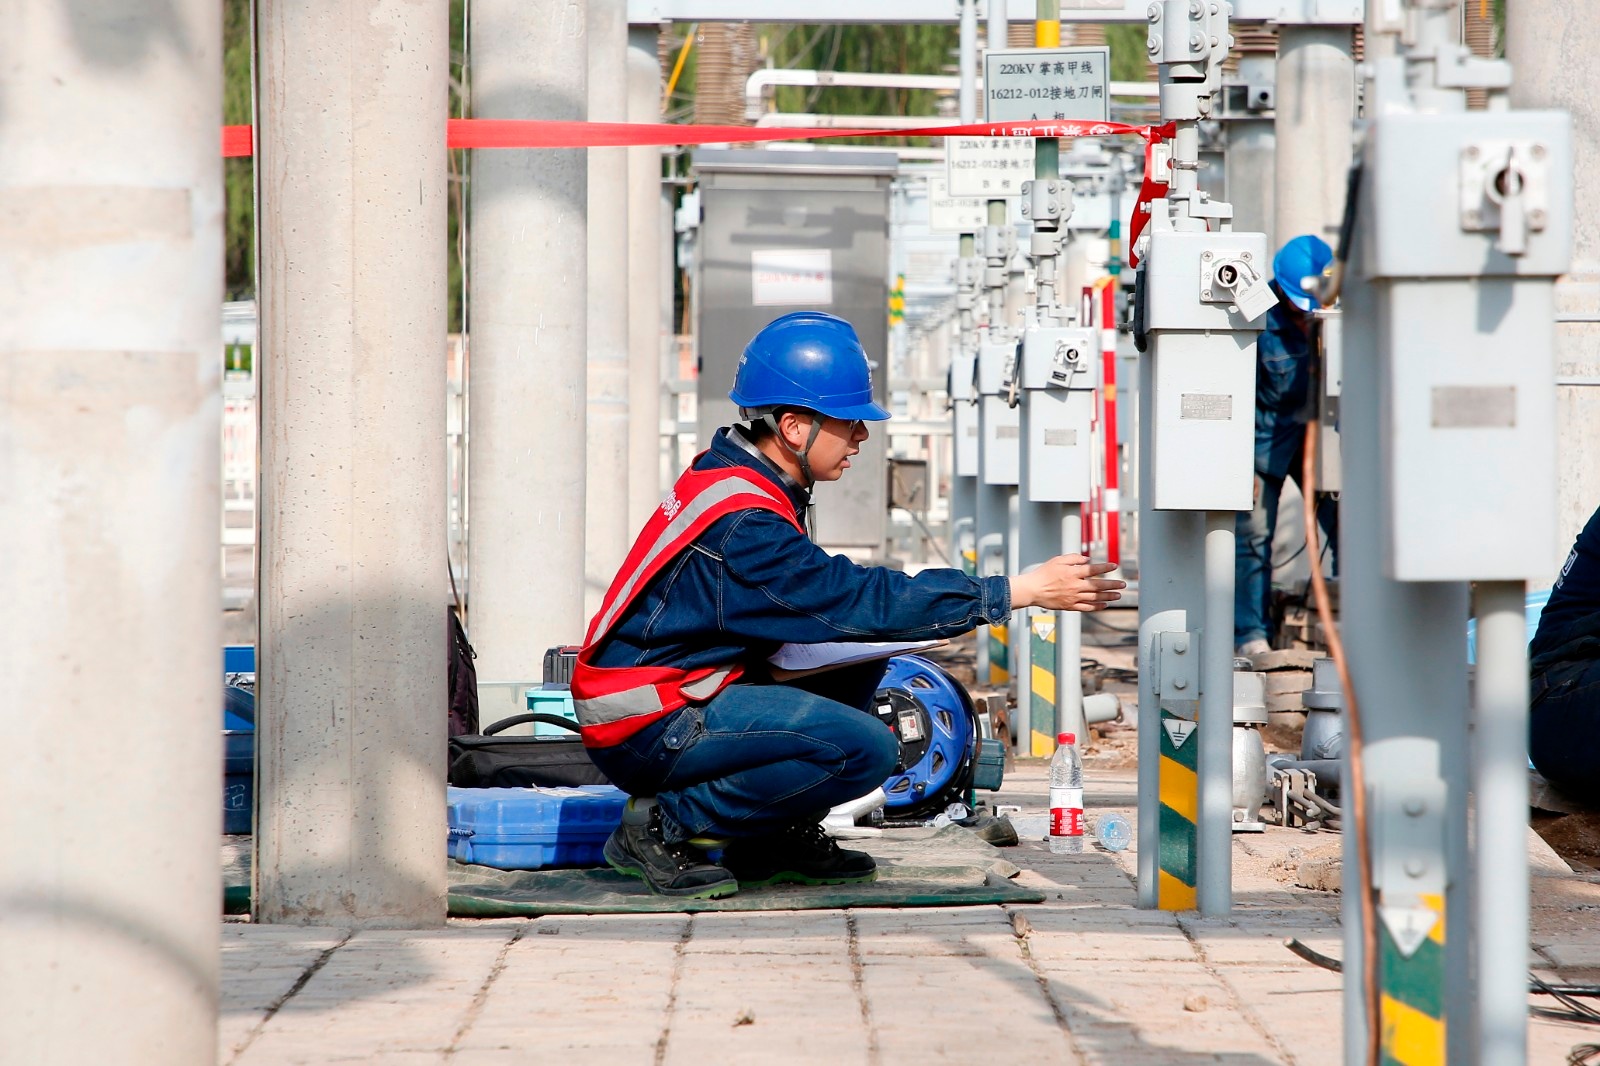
[760,411,825,490]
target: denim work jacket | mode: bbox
[591,425,1013,676]
[1531,504,1600,675]
[1255,303,1316,481]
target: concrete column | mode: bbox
[587,0,631,617]
[1508,6,1600,571]
[0,2,221,1059]
[469,0,588,673]
[628,27,666,532]
[1227,55,1276,252]
[256,0,448,925]
[1273,27,1355,247]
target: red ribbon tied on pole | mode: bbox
[1126,123,1173,269]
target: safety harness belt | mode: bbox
[571,463,803,748]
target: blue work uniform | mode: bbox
[587,425,1012,841]
[1233,304,1340,646]
[1529,504,1600,803]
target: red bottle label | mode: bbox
[1050,806,1083,836]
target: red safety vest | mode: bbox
[571,462,804,748]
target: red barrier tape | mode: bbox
[221,118,1172,157]
[222,117,1178,265]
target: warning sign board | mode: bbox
[926,174,986,234]
[946,136,1035,199]
[983,47,1111,124]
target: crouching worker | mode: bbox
[1529,502,1600,805]
[572,311,1125,899]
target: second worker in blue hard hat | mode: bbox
[1234,235,1342,658]
[571,310,1125,899]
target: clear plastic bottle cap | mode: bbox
[1058,732,1075,746]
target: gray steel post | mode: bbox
[1339,2,1569,1057]
[587,0,632,617]
[1055,508,1086,747]
[1337,267,1473,1065]
[987,0,1009,53]
[628,27,666,531]
[256,0,449,925]
[1474,581,1530,1065]
[959,0,978,124]
[1273,26,1355,247]
[1136,0,1264,915]
[978,196,1015,695]
[1198,511,1235,915]
[1226,54,1276,252]
[0,1,221,1057]
[1507,7,1600,575]
[1135,368,1205,908]
[469,0,588,676]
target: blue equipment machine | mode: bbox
[870,655,1005,817]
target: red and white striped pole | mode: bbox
[1098,279,1122,567]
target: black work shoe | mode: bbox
[721,822,878,887]
[603,799,739,899]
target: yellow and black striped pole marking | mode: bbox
[1157,712,1199,910]
[987,621,1010,688]
[1379,893,1446,1065]
[1029,614,1057,756]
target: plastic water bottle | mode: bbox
[1096,812,1133,852]
[1048,732,1084,854]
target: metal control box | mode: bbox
[977,338,1020,486]
[693,150,895,551]
[1362,112,1572,281]
[1142,228,1265,512]
[1380,280,1558,581]
[1025,389,1096,503]
[1143,231,1272,332]
[976,337,1014,396]
[981,395,1020,486]
[1363,110,1570,581]
[950,349,979,477]
[1021,327,1097,504]
[954,400,980,478]
[1149,332,1256,512]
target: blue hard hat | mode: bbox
[730,312,891,422]
[1272,235,1334,312]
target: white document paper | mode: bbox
[767,640,943,674]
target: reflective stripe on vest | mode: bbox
[571,462,802,747]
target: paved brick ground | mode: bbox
[219,763,1600,1064]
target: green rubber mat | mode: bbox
[224,825,1043,916]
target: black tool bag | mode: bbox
[447,607,479,738]
[447,713,611,788]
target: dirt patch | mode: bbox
[1533,812,1600,873]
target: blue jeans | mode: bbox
[1530,658,1600,805]
[1234,467,1340,646]
[586,662,898,842]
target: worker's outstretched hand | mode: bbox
[1010,555,1124,612]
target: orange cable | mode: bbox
[1303,416,1379,1066]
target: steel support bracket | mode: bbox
[1153,629,1201,720]
[1368,737,1448,958]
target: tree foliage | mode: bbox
[222,0,466,329]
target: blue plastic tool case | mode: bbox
[447,785,627,870]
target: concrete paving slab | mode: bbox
[214,756,1600,1064]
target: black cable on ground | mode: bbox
[1287,941,1600,1030]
